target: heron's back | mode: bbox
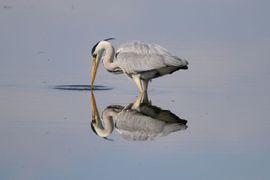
[115,41,188,78]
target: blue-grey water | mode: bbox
[1,1,270,180]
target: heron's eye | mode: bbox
[92,53,97,58]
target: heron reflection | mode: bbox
[91,92,188,141]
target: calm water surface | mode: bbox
[1,1,270,180]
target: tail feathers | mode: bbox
[179,65,188,70]
[162,123,187,136]
[178,58,188,69]
[182,59,189,66]
[173,56,189,66]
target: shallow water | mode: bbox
[1,1,270,180]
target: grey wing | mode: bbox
[115,41,188,74]
[115,110,186,141]
[115,110,167,141]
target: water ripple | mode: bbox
[52,85,112,91]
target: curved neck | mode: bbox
[98,41,118,71]
[91,91,114,137]
[95,113,114,137]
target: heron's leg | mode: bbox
[141,90,150,104]
[132,75,143,93]
[132,93,143,109]
[142,80,149,92]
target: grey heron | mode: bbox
[91,38,189,93]
[91,92,188,141]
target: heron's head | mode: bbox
[90,38,115,86]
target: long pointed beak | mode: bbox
[91,57,97,87]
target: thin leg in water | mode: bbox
[142,79,149,92]
[132,75,143,93]
[142,80,150,104]
[132,93,143,109]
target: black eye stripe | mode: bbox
[91,41,100,55]
[91,38,115,55]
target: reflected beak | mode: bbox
[91,57,97,87]
[90,92,114,139]
[91,91,98,121]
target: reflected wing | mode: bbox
[115,110,165,141]
[139,104,188,124]
[115,110,186,141]
[115,41,188,74]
